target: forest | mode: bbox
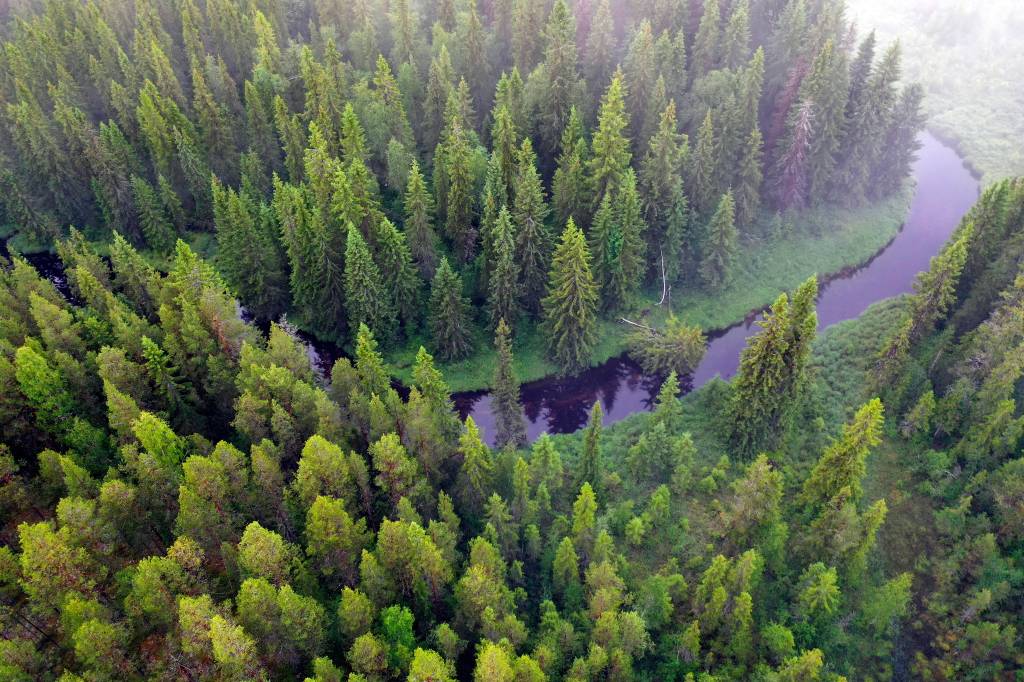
[0,0,1021,680]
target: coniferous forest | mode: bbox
[0,0,1022,680]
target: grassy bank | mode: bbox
[848,0,1024,185]
[389,187,914,392]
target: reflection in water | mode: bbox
[2,133,979,447]
[458,132,979,445]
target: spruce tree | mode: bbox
[588,72,632,206]
[801,399,884,507]
[640,99,687,242]
[513,139,552,315]
[488,207,520,330]
[428,257,473,362]
[614,169,648,298]
[700,191,738,291]
[492,318,527,449]
[344,227,397,346]
[588,191,621,310]
[774,99,814,211]
[542,219,598,374]
[131,175,176,253]
[403,160,439,277]
[541,0,580,154]
[735,128,764,230]
[580,401,603,491]
[211,178,287,319]
[371,218,421,334]
[690,110,718,216]
[691,0,721,79]
[729,293,790,458]
[552,106,591,227]
[584,0,615,94]
[444,120,476,261]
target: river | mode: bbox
[1,132,979,447]
[454,132,980,444]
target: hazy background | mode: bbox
[847,0,1024,183]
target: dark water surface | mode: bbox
[456,132,980,445]
[1,133,979,447]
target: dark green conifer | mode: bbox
[428,257,473,362]
[542,219,598,374]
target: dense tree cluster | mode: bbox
[0,0,923,376]
[3,178,1021,679]
[0,229,884,681]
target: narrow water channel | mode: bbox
[455,132,980,444]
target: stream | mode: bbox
[1,132,979,447]
[453,132,980,444]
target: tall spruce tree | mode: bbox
[488,207,520,329]
[403,160,439,277]
[344,227,397,345]
[371,218,421,334]
[542,219,598,374]
[514,139,552,315]
[729,292,790,458]
[492,318,527,449]
[690,110,719,216]
[428,257,474,362]
[735,128,764,230]
[613,169,648,300]
[700,191,738,290]
[588,72,632,207]
[580,401,603,491]
[541,0,580,154]
[552,106,591,227]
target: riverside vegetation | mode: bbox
[3,1,1022,681]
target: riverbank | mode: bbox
[848,0,1024,185]
[389,186,914,393]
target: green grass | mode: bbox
[849,0,1024,185]
[392,187,914,392]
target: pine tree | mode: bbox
[513,139,552,315]
[729,293,790,458]
[700,191,738,290]
[492,319,527,449]
[488,207,520,329]
[735,128,764,230]
[542,219,598,374]
[403,161,439,277]
[428,257,474,362]
[589,72,632,206]
[344,228,397,346]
